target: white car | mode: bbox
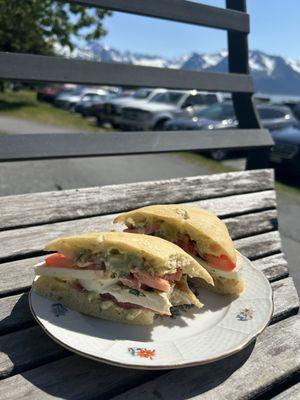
[99,88,166,127]
[120,90,223,130]
[55,87,108,110]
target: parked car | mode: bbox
[97,88,165,127]
[121,90,222,131]
[54,87,107,110]
[291,102,300,121]
[37,85,61,103]
[74,92,109,117]
[165,102,297,159]
[270,125,300,175]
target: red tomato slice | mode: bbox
[45,253,76,268]
[205,254,236,271]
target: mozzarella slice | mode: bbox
[198,257,242,280]
[79,280,172,315]
[35,262,110,280]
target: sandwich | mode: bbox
[33,232,213,325]
[114,205,244,295]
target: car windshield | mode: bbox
[196,103,235,120]
[150,92,184,104]
[132,89,152,99]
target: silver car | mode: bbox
[120,90,222,130]
[99,88,166,127]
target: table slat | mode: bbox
[1,315,299,400]
[234,231,282,260]
[273,382,300,399]
[0,191,276,262]
[0,170,274,230]
[252,253,288,282]
[110,316,300,400]
[0,326,67,379]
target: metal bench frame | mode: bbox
[0,0,273,168]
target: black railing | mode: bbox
[0,0,273,168]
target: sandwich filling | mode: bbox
[35,247,202,318]
[123,219,241,281]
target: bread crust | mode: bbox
[33,276,155,325]
[44,232,213,285]
[114,205,236,264]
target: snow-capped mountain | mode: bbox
[56,42,300,95]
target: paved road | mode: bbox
[1,117,299,293]
[0,116,82,134]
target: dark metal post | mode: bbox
[226,0,271,169]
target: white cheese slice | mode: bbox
[197,257,242,280]
[79,280,172,315]
[34,262,110,280]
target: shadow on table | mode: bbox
[1,293,255,399]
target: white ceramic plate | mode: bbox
[29,252,273,369]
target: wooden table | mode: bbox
[0,169,299,399]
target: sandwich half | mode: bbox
[33,232,213,325]
[114,205,244,295]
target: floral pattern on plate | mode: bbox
[236,308,254,321]
[128,347,156,359]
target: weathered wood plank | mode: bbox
[0,293,34,335]
[0,316,299,400]
[65,0,250,33]
[273,382,300,399]
[0,170,274,230]
[111,316,300,400]
[0,326,68,379]
[1,275,297,341]
[0,191,276,262]
[235,231,282,260]
[0,354,156,400]
[271,278,300,323]
[252,253,289,282]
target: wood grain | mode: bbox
[0,326,67,378]
[271,278,300,323]
[0,170,274,229]
[0,191,276,262]
[111,316,300,400]
[272,382,300,399]
[252,253,288,282]
[0,315,299,400]
[235,231,282,260]
[0,293,34,335]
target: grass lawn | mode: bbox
[177,151,300,198]
[0,90,107,132]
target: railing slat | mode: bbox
[0,129,273,162]
[60,0,249,32]
[0,52,254,93]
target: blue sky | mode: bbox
[96,0,300,60]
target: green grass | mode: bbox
[175,151,234,174]
[0,90,107,132]
[176,151,300,198]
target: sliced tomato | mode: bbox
[45,253,76,268]
[134,270,171,292]
[205,254,236,271]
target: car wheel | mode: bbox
[210,149,228,161]
[154,119,169,130]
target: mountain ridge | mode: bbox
[55,43,300,95]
